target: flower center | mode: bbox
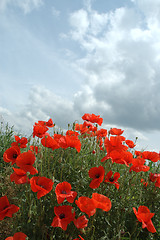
[95,174,100,178]
[61,190,67,194]
[109,177,114,182]
[13,154,18,159]
[59,213,65,219]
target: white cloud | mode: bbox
[52,6,60,17]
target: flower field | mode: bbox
[0,114,160,240]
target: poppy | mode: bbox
[10,168,30,184]
[11,136,28,148]
[55,181,77,204]
[109,128,124,135]
[33,123,49,138]
[65,135,81,152]
[0,196,19,220]
[142,151,159,163]
[109,150,133,166]
[104,170,120,189]
[5,232,27,240]
[73,215,88,229]
[95,129,107,138]
[30,176,54,199]
[30,145,40,155]
[133,206,156,233]
[88,166,105,189]
[82,113,103,126]
[16,150,38,175]
[129,156,150,173]
[92,193,111,212]
[41,134,59,150]
[125,139,136,148]
[51,205,75,231]
[38,118,54,127]
[3,146,20,165]
[75,196,96,217]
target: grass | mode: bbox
[0,117,160,240]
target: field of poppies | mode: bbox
[0,113,160,240]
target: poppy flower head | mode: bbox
[0,196,19,220]
[55,181,77,204]
[73,215,88,229]
[51,205,75,231]
[88,166,105,189]
[75,196,96,217]
[133,206,156,233]
[104,170,120,189]
[10,168,30,184]
[109,128,124,135]
[33,123,49,138]
[5,232,27,240]
[30,176,54,199]
[16,150,38,175]
[125,139,136,148]
[3,146,20,165]
[82,113,103,126]
[92,193,111,212]
[11,136,28,148]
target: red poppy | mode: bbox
[5,232,27,240]
[92,193,111,212]
[142,151,159,163]
[129,156,150,173]
[82,113,103,126]
[66,130,79,137]
[11,136,28,148]
[141,179,148,187]
[88,166,105,189]
[125,139,136,148]
[51,205,75,231]
[0,196,19,220]
[41,134,59,150]
[16,150,38,175]
[3,146,20,165]
[109,128,124,135]
[95,128,107,138]
[109,150,133,166]
[73,215,88,229]
[30,176,54,199]
[149,173,160,182]
[33,123,49,138]
[104,170,120,189]
[65,135,81,152]
[10,168,30,184]
[104,136,128,156]
[55,181,77,204]
[38,118,54,127]
[133,206,156,233]
[75,196,96,217]
[155,177,160,188]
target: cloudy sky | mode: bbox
[0,0,160,152]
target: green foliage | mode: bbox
[0,121,160,240]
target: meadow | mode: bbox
[0,113,160,240]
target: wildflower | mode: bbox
[30,176,54,199]
[38,118,54,127]
[55,181,77,204]
[10,168,30,184]
[125,139,136,148]
[33,123,49,138]
[82,113,103,126]
[92,193,111,212]
[109,128,124,135]
[30,145,40,154]
[75,196,96,217]
[133,206,156,233]
[11,136,28,148]
[3,146,20,165]
[129,156,150,173]
[73,215,88,229]
[51,205,75,230]
[0,196,19,220]
[88,166,105,189]
[104,170,120,189]
[73,235,85,240]
[142,151,159,163]
[16,150,38,175]
[5,232,27,240]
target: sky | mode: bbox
[0,0,160,152]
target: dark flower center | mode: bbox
[95,174,100,178]
[13,154,18,159]
[61,190,67,194]
[109,177,114,182]
[59,213,65,219]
